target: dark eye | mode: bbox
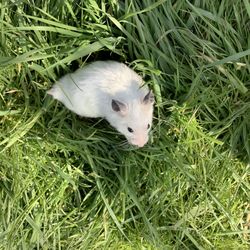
[127,127,134,133]
[147,124,150,129]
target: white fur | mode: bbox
[47,61,154,147]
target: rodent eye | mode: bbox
[147,124,150,129]
[127,127,134,133]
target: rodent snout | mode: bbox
[130,137,148,148]
[135,141,147,148]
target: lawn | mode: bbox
[0,0,250,249]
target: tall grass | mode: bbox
[0,0,249,249]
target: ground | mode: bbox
[0,1,250,249]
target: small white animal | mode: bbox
[47,61,154,147]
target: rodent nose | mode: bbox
[136,142,146,147]
[131,138,147,148]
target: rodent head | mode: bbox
[109,90,154,147]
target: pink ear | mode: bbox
[143,90,154,104]
[111,99,127,116]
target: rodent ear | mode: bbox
[111,99,127,116]
[143,90,154,105]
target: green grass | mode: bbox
[0,0,250,249]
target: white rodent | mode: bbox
[47,60,154,147]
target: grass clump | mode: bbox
[0,0,249,249]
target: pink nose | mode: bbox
[131,138,147,148]
[136,141,146,147]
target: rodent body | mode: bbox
[48,61,154,147]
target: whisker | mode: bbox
[118,140,130,148]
